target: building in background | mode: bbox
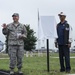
[0,41,4,52]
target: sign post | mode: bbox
[38,15,57,72]
[47,39,50,72]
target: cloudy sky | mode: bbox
[0,0,75,49]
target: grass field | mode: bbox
[0,53,75,75]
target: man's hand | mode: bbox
[19,35,24,39]
[68,43,71,48]
[2,23,7,28]
[66,43,71,48]
[55,43,58,48]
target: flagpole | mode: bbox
[37,8,40,56]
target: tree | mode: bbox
[24,24,37,51]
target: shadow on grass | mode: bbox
[0,70,23,75]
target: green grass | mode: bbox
[0,53,75,75]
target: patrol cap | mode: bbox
[58,12,66,16]
[12,13,19,17]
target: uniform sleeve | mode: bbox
[22,25,27,38]
[2,25,9,35]
[54,25,58,44]
[69,26,73,43]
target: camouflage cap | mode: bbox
[12,13,19,17]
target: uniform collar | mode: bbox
[60,20,67,24]
[13,22,20,24]
[12,22,20,27]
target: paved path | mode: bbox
[51,57,75,58]
[0,58,9,59]
[0,57,75,59]
[65,74,75,75]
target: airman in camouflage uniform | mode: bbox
[2,13,27,75]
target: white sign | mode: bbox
[38,16,58,39]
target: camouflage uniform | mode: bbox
[2,22,27,69]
